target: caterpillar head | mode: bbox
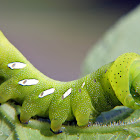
[108,53,140,109]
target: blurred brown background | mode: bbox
[0,0,139,81]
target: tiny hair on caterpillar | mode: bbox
[0,31,140,134]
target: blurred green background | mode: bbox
[0,0,139,81]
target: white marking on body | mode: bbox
[8,62,26,69]
[81,82,85,88]
[18,79,39,86]
[39,88,55,98]
[62,88,72,99]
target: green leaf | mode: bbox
[0,107,15,140]
[0,102,140,139]
[15,124,49,140]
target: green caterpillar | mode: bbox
[0,31,140,133]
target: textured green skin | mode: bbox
[0,31,140,133]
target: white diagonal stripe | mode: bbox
[39,88,55,98]
[8,62,26,69]
[62,88,72,99]
[81,82,85,88]
[18,79,39,86]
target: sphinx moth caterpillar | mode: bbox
[0,31,140,134]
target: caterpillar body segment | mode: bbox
[108,53,140,109]
[0,31,139,133]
